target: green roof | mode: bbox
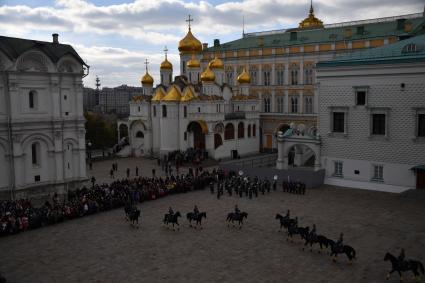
[317,34,425,67]
[207,14,425,51]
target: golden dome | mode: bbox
[208,56,224,69]
[200,67,215,82]
[141,72,154,85]
[178,28,202,54]
[160,57,173,70]
[162,85,182,102]
[187,55,200,69]
[299,4,323,29]
[181,87,198,102]
[237,69,251,84]
[151,87,166,101]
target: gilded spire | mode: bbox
[299,0,324,30]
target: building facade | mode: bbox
[316,35,425,192]
[0,34,88,199]
[97,85,143,116]
[201,6,425,151]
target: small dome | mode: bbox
[141,72,154,86]
[178,29,202,54]
[187,55,200,69]
[162,85,182,102]
[237,69,251,84]
[208,56,224,69]
[160,58,173,70]
[299,4,323,29]
[200,67,215,82]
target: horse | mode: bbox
[124,203,134,221]
[328,239,356,263]
[303,234,330,253]
[384,252,424,282]
[275,214,296,231]
[287,225,310,242]
[226,212,248,228]
[186,212,207,228]
[128,209,141,228]
[163,211,181,230]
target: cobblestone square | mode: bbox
[0,158,424,283]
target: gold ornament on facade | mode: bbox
[237,69,251,84]
[151,87,166,101]
[162,85,182,102]
[208,56,224,69]
[298,2,324,29]
[200,66,215,82]
[187,54,201,68]
[181,87,198,102]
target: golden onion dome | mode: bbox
[237,69,251,84]
[160,57,173,70]
[208,56,224,69]
[200,67,215,82]
[187,55,200,69]
[151,87,166,101]
[299,4,323,29]
[178,28,202,54]
[181,87,198,102]
[162,85,182,102]
[141,72,154,86]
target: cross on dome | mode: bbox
[144,58,149,72]
[186,15,193,30]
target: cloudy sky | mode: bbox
[1,0,423,88]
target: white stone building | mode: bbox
[120,25,261,160]
[0,34,89,199]
[315,35,425,192]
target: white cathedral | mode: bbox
[121,23,260,160]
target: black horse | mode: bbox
[275,214,296,231]
[129,209,141,228]
[384,252,424,282]
[287,225,310,242]
[124,203,135,221]
[163,211,182,230]
[186,212,207,228]
[303,234,330,253]
[226,212,248,228]
[328,239,356,263]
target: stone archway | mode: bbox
[187,121,207,150]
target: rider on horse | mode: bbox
[168,207,174,219]
[336,232,344,252]
[193,205,199,219]
[310,224,317,240]
[234,205,240,216]
[398,248,407,269]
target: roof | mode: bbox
[0,35,87,66]
[206,13,425,51]
[317,34,425,67]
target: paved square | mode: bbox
[0,158,424,283]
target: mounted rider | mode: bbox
[336,232,344,252]
[193,205,199,219]
[234,205,240,217]
[285,209,290,219]
[309,224,317,241]
[168,206,174,220]
[398,248,407,269]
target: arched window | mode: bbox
[263,97,271,112]
[162,105,167,117]
[214,133,223,149]
[136,131,144,138]
[248,124,251,137]
[184,106,187,118]
[291,97,298,113]
[29,90,37,109]
[153,106,157,117]
[253,124,256,137]
[31,142,40,166]
[238,122,245,139]
[224,123,235,140]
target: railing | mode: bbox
[221,154,277,168]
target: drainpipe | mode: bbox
[5,73,16,200]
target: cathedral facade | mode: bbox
[123,25,260,160]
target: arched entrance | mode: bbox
[118,123,129,141]
[286,144,316,167]
[214,134,223,149]
[187,121,207,150]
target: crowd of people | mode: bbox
[0,169,220,237]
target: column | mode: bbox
[271,64,276,86]
[299,62,304,85]
[276,137,285,169]
[284,64,289,85]
[258,64,262,86]
[271,90,276,112]
[299,91,304,114]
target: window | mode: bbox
[372,114,386,135]
[161,74,164,84]
[136,131,144,138]
[169,74,172,82]
[138,106,141,112]
[334,161,343,177]
[162,105,167,117]
[31,142,40,166]
[304,67,313,85]
[182,61,186,73]
[276,68,284,85]
[418,114,425,137]
[153,106,156,117]
[189,72,192,82]
[333,112,345,133]
[184,106,187,118]
[29,90,36,109]
[198,107,201,113]
[291,97,298,113]
[263,71,271,86]
[304,97,313,114]
[34,175,41,182]
[253,124,256,137]
[238,122,245,139]
[64,95,67,100]
[263,97,271,113]
[248,125,251,137]
[250,70,258,85]
[356,91,366,105]
[290,69,298,85]
[372,165,384,181]
[224,123,235,140]
[184,132,187,141]
[277,96,284,113]
[402,43,417,53]
[226,72,234,85]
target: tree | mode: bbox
[84,112,117,149]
